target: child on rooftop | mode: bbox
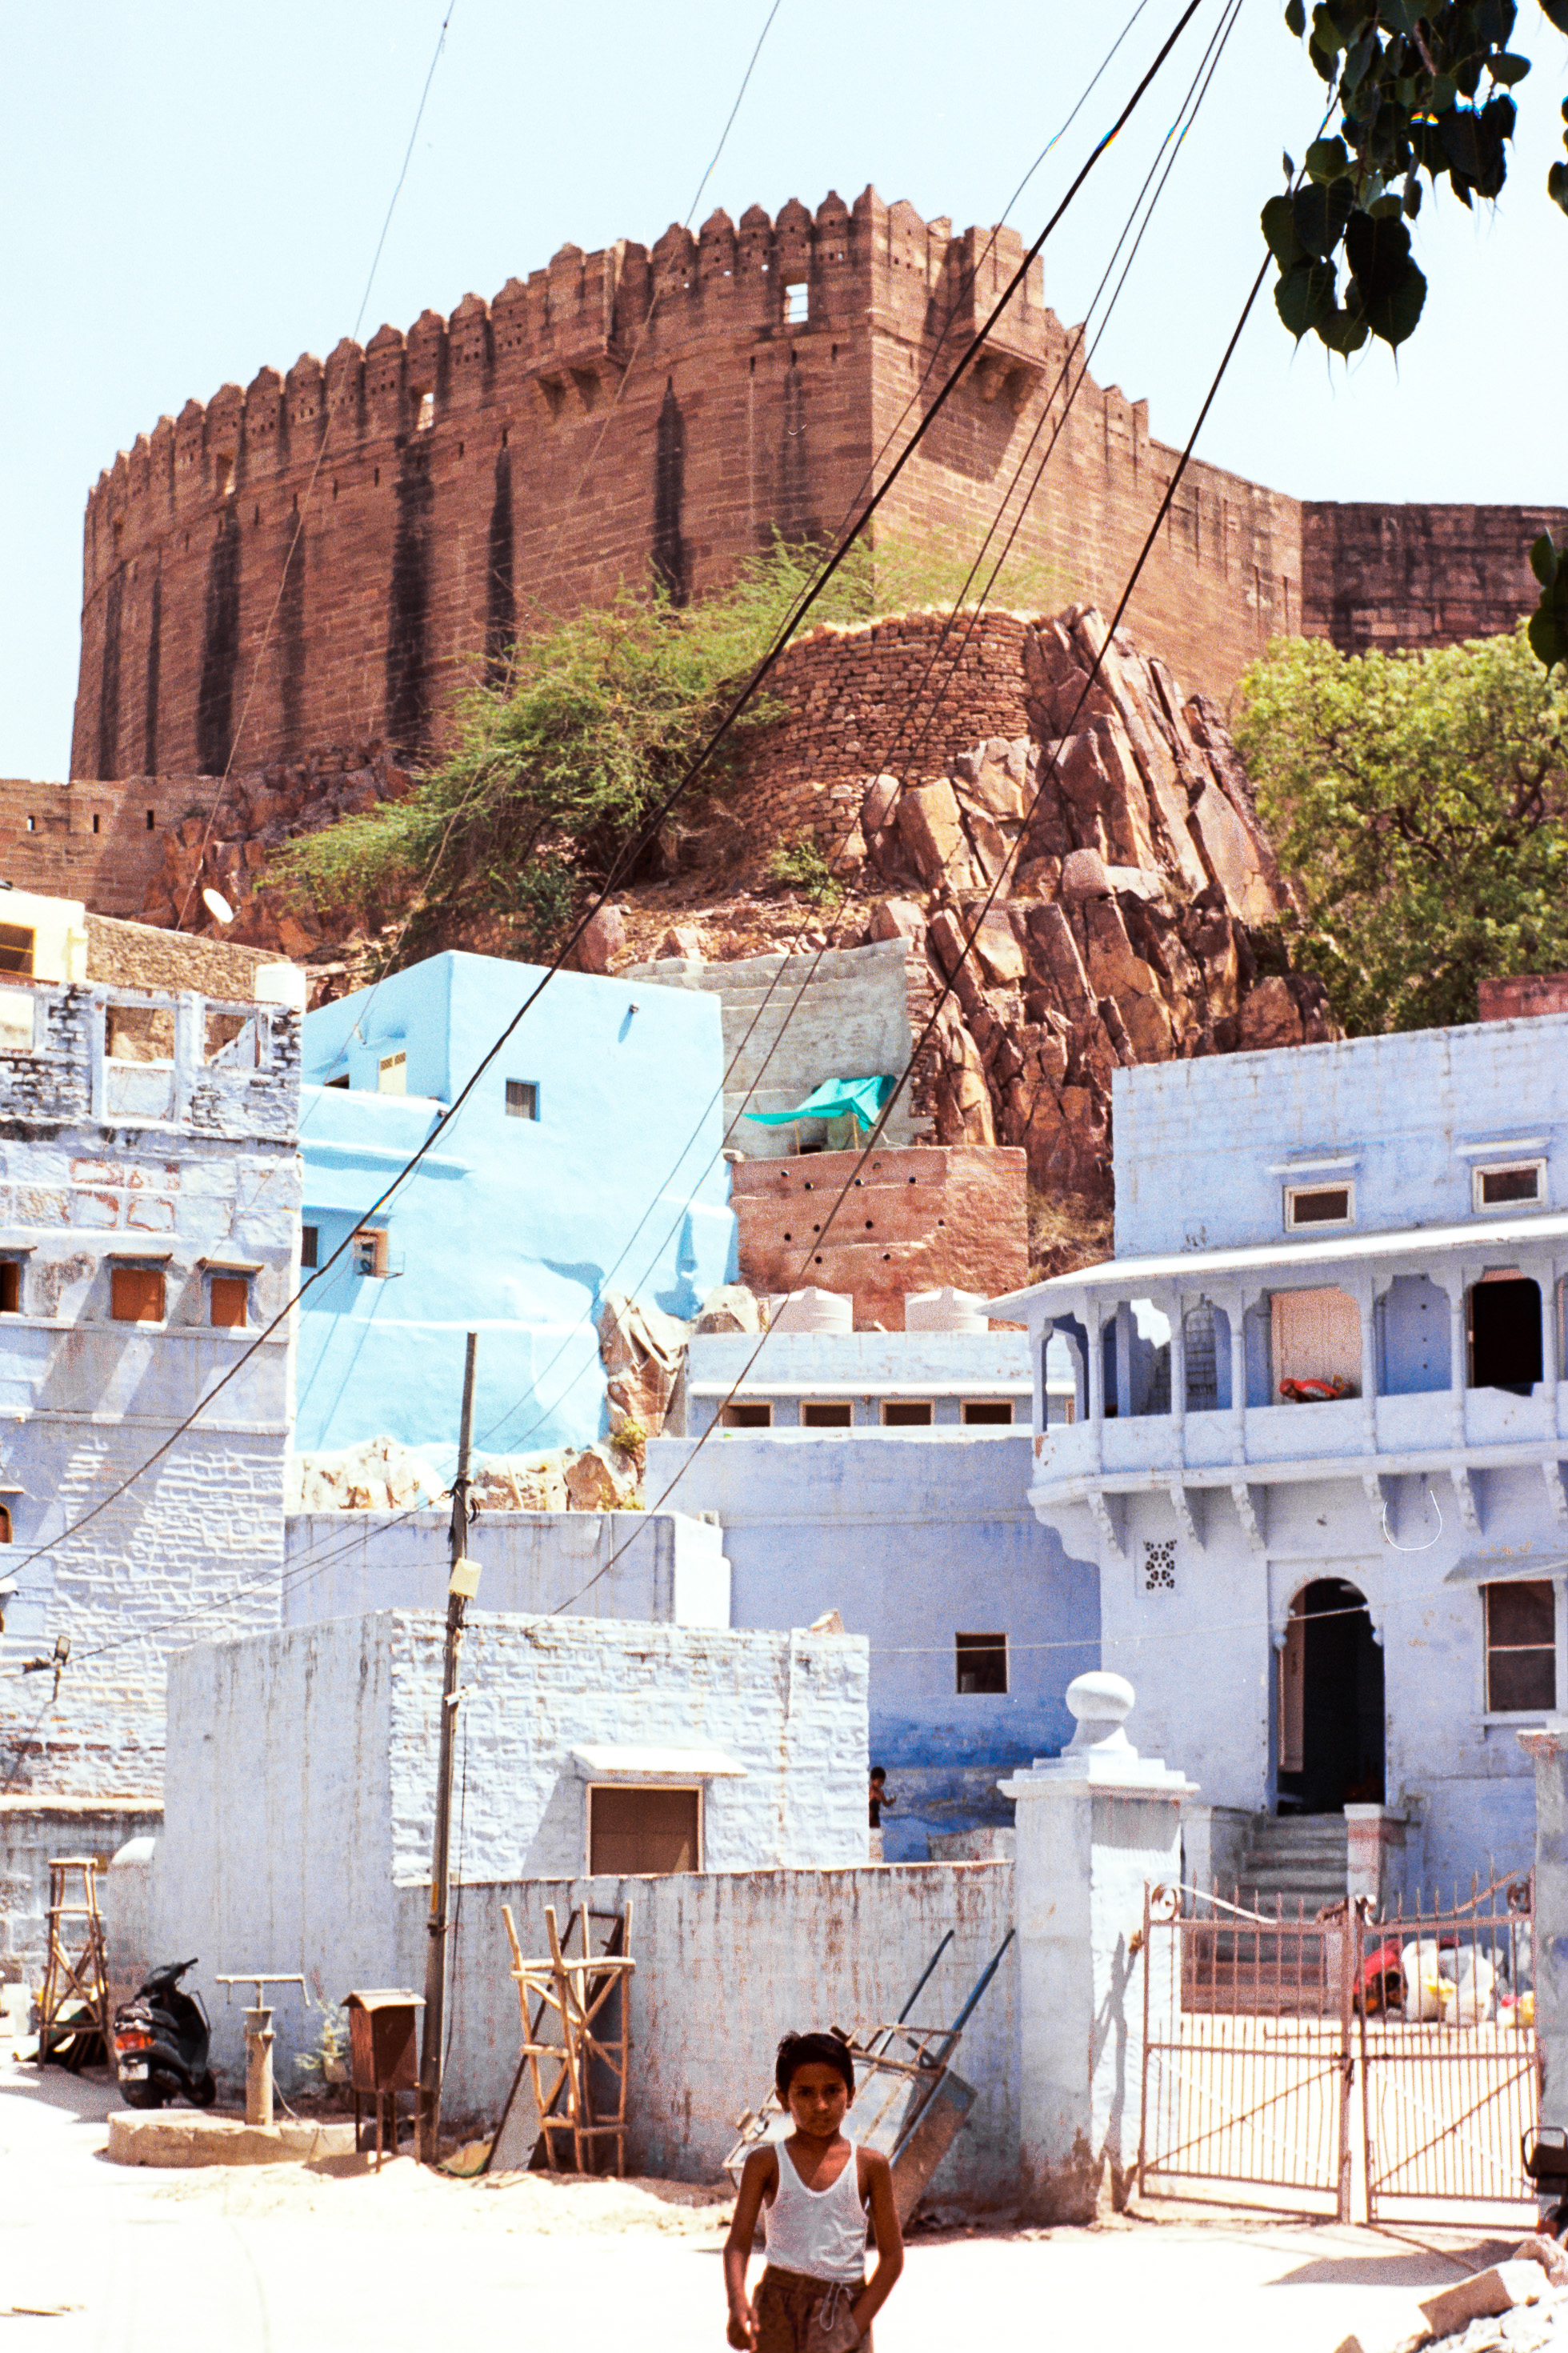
[723,2030,904,2351]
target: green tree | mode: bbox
[1235,626,1568,1033]
[1264,0,1568,665]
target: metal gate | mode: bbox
[1360,1874,1538,2222]
[1138,1874,1538,2222]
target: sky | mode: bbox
[2,0,1565,781]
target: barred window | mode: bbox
[1143,1539,1177,1594]
[1484,1580,1555,1712]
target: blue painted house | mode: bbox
[296,952,736,1456]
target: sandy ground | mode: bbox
[0,2051,1543,2353]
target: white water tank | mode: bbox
[905,1286,989,1333]
[767,1287,854,1335]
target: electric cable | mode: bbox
[461,0,1243,1463]
[550,224,1283,1616]
[174,0,460,930]
[1,0,1209,1606]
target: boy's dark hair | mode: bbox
[870,1766,886,1783]
[775,2030,855,2100]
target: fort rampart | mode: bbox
[68,186,1568,798]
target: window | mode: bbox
[955,1632,1008,1695]
[414,390,435,431]
[110,1266,166,1323]
[0,1263,19,1315]
[1474,1160,1545,1212]
[1284,1183,1354,1230]
[351,1228,388,1279]
[1143,1538,1177,1594]
[589,1785,699,1875]
[784,281,809,325]
[962,1399,1013,1425]
[209,1276,248,1329]
[0,1504,10,1543]
[505,1079,539,1120]
[216,453,236,496]
[722,1401,772,1429]
[1484,1580,1556,1713]
[301,1225,319,1271]
[801,1400,853,1428]
[881,1399,933,1427]
[378,1050,406,1095]
[0,925,35,978]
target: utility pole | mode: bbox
[418,1331,478,2164]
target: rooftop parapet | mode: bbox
[0,978,300,1145]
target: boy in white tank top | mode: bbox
[724,2031,905,2351]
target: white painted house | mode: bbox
[992,1008,1568,1895]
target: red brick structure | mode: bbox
[1301,505,1568,655]
[731,1144,1029,1331]
[74,190,1310,783]
[1478,973,1568,1022]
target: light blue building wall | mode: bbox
[1114,1012,1568,1257]
[646,1430,1101,1860]
[296,952,736,1455]
[996,1010,1568,1894]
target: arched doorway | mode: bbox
[1278,1579,1385,1813]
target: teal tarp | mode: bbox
[744,1074,896,1131]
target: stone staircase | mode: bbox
[1234,1813,1350,1918]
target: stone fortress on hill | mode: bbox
[73,186,1566,789]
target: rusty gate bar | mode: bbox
[1138,1882,1354,2219]
[1358,1871,1538,2224]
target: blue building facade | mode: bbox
[645,1427,1100,1859]
[994,1009,1568,1895]
[296,953,736,1456]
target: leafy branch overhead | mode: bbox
[1266,0,1568,662]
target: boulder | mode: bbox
[1060,848,1112,903]
[866,898,925,943]
[564,1445,629,1511]
[1237,974,1306,1051]
[577,902,626,974]
[694,1283,766,1335]
[654,925,705,962]
[897,779,967,884]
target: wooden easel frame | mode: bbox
[501,1901,634,2175]
[37,1857,111,2063]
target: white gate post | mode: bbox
[1519,1724,1568,2123]
[1001,1671,1196,2222]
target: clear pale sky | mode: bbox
[2,0,1564,780]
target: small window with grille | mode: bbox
[0,925,35,978]
[1143,1538,1177,1594]
[1484,1579,1556,1712]
[506,1080,539,1121]
[301,1225,319,1271]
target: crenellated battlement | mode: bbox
[70,185,1558,794]
[80,188,1064,581]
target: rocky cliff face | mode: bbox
[831,605,1334,1212]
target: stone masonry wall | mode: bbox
[1302,502,1568,656]
[730,1143,1029,1330]
[72,189,1312,787]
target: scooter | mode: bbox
[112,1959,217,2111]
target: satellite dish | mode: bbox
[202,887,234,926]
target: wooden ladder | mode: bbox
[501,1902,634,2175]
[37,1856,111,2065]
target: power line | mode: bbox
[466,0,1242,1463]
[4,0,1209,1607]
[174,0,459,930]
[551,225,1280,1619]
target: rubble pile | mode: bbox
[834,606,1335,1199]
[140,741,415,954]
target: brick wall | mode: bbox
[731,1142,1029,1330]
[1302,502,1568,656]
[1478,974,1568,1022]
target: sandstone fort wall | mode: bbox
[74,188,1317,784]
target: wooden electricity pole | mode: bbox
[418,1330,478,2163]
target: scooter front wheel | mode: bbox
[120,2080,165,2111]
[191,2073,217,2109]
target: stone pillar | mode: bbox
[1520,1723,1568,2124]
[1000,1672,1196,2221]
[1345,1803,1409,1915]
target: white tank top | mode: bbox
[763,2137,868,2283]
